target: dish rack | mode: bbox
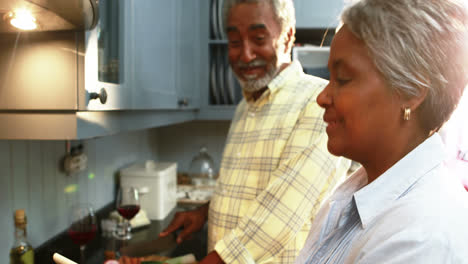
[209,0,243,106]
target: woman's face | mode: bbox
[317,26,403,163]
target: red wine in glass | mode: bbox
[114,187,140,240]
[68,203,97,264]
[117,205,140,220]
[68,224,97,246]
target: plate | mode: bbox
[209,0,216,38]
[217,0,226,39]
[177,184,215,205]
[216,47,227,104]
[211,0,220,39]
[210,55,220,104]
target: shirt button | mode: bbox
[237,152,241,157]
[248,112,255,117]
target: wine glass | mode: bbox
[114,187,140,240]
[68,203,97,264]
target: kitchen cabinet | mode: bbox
[0,0,202,139]
[196,0,239,121]
[295,0,345,29]
[128,0,178,110]
[175,0,201,109]
[87,0,201,110]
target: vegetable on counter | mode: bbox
[120,253,197,264]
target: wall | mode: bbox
[0,120,231,262]
[0,129,159,261]
[155,121,231,174]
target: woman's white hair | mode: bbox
[342,0,468,133]
[222,0,296,46]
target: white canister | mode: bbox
[120,161,177,220]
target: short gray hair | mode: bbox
[342,0,468,133]
[222,0,296,39]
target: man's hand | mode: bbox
[159,203,209,244]
[199,251,225,264]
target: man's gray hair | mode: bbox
[222,0,296,39]
[342,0,468,133]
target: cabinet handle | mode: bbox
[178,98,189,107]
[89,88,108,104]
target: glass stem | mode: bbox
[125,219,130,237]
[80,245,86,264]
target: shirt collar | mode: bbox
[243,60,303,106]
[354,133,447,228]
[268,60,303,94]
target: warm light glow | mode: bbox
[9,9,37,30]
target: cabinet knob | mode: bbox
[178,98,189,107]
[89,88,108,104]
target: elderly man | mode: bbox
[160,1,350,263]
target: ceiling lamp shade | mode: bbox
[6,9,37,30]
[0,0,98,32]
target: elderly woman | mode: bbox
[294,0,468,263]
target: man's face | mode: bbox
[226,2,285,93]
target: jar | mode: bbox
[188,147,216,186]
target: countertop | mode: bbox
[36,205,207,264]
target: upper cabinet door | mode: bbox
[128,0,178,109]
[174,0,201,109]
[0,0,201,111]
[84,0,130,110]
[295,0,345,29]
[85,0,194,110]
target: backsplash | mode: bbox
[155,121,231,173]
[0,120,231,262]
[0,129,159,261]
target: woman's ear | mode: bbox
[405,87,428,112]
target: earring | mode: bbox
[403,107,411,121]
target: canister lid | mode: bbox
[120,160,176,178]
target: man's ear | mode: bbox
[283,27,295,53]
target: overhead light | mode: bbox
[5,9,37,30]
